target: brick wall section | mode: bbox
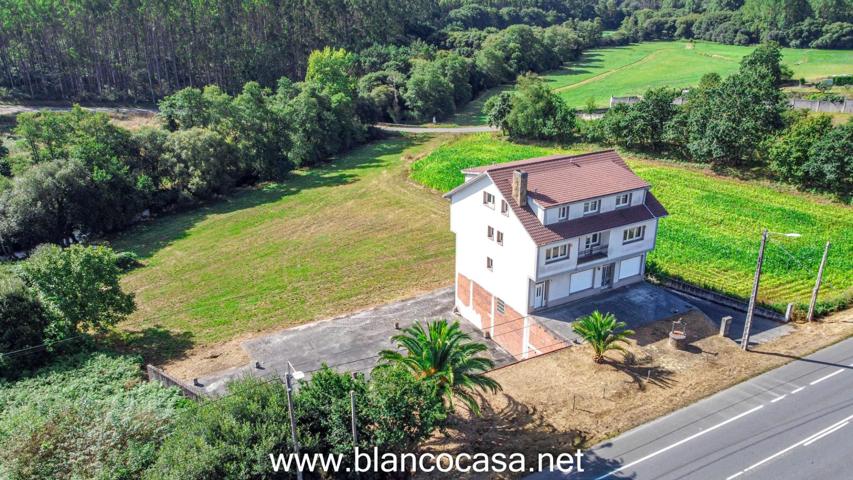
[492,300,525,358]
[460,278,566,360]
[527,322,567,355]
[457,273,471,307]
[472,282,492,332]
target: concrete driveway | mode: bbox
[532,282,793,346]
[532,283,697,344]
[195,287,514,396]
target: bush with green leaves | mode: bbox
[601,87,680,152]
[501,74,576,142]
[0,275,50,378]
[150,365,446,479]
[768,112,834,185]
[17,244,135,341]
[0,352,186,480]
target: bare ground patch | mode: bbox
[421,308,853,479]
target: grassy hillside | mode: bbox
[113,136,455,346]
[541,41,852,108]
[411,134,852,314]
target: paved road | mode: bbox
[375,123,497,133]
[531,336,853,480]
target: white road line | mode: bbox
[725,414,853,479]
[809,368,845,385]
[593,405,764,480]
[791,386,805,394]
[771,394,787,403]
[803,422,848,446]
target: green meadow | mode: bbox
[541,40,852,108]
[411,134,852,314]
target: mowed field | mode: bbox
[541,40,853,108]
[113,136,455,348]
[411,134,852,314]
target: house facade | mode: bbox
[444,150,668,359]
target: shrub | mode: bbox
[0,276,49,378]
[768,113,834,184]
[504,74,576,142]
[0,352,185,480]
[17,244,136,341]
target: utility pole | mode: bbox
[742,229,768,351]
[807,241,831,322]
[350,372,358,445]
[285,369,303,480]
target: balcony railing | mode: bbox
[577,245,608,264]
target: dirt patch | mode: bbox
[163,336,251,380]
[421,308,853,478]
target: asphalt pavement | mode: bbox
[530,336,853,480]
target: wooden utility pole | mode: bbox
[742,229,768,351]
[807,242,831,322]
[350,372,358,445]
[285,370,303,480]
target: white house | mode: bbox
[444,150,668,359]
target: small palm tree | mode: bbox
[572,310,635,363]
[379,320,502,415]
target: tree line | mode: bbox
[486,43,851,200]
[0,0,604,102]
[0,20,603,253]
[612,0,852,49]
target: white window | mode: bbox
[545,243,569,263]
[501,199,509,216]
[486,257,494,271]
[623,225,646,243]
[557,205,569,220]
[496,231,504,245]
[615,192,632,207]
[483,191,495,208]
[583,199,600,215]
[584,232,601,249]
[487,226,495,240]
[496,298,505,315]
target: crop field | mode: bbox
[113,136,455,349]
[541,40,853,108]
[411,134,852,314]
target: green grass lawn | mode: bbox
[542,40,852,108]
[113,135,455,347]
[411,134,852,314]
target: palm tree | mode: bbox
[379,320,501,415]
[572,310,635,363]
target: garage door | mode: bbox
[570,269,594,293]
[619,256,642,280]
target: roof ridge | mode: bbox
[464,149,618,173]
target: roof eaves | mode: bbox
[442,172,491,199]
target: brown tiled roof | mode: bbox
[467,150,650,207]
[480,150,667,246]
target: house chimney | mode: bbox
[512,170,528,207]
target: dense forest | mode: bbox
[0,18,604,253]
[0,0,597,101]
[1,0,850,102]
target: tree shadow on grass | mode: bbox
[104,325,195,366]
[110,135,422,260]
